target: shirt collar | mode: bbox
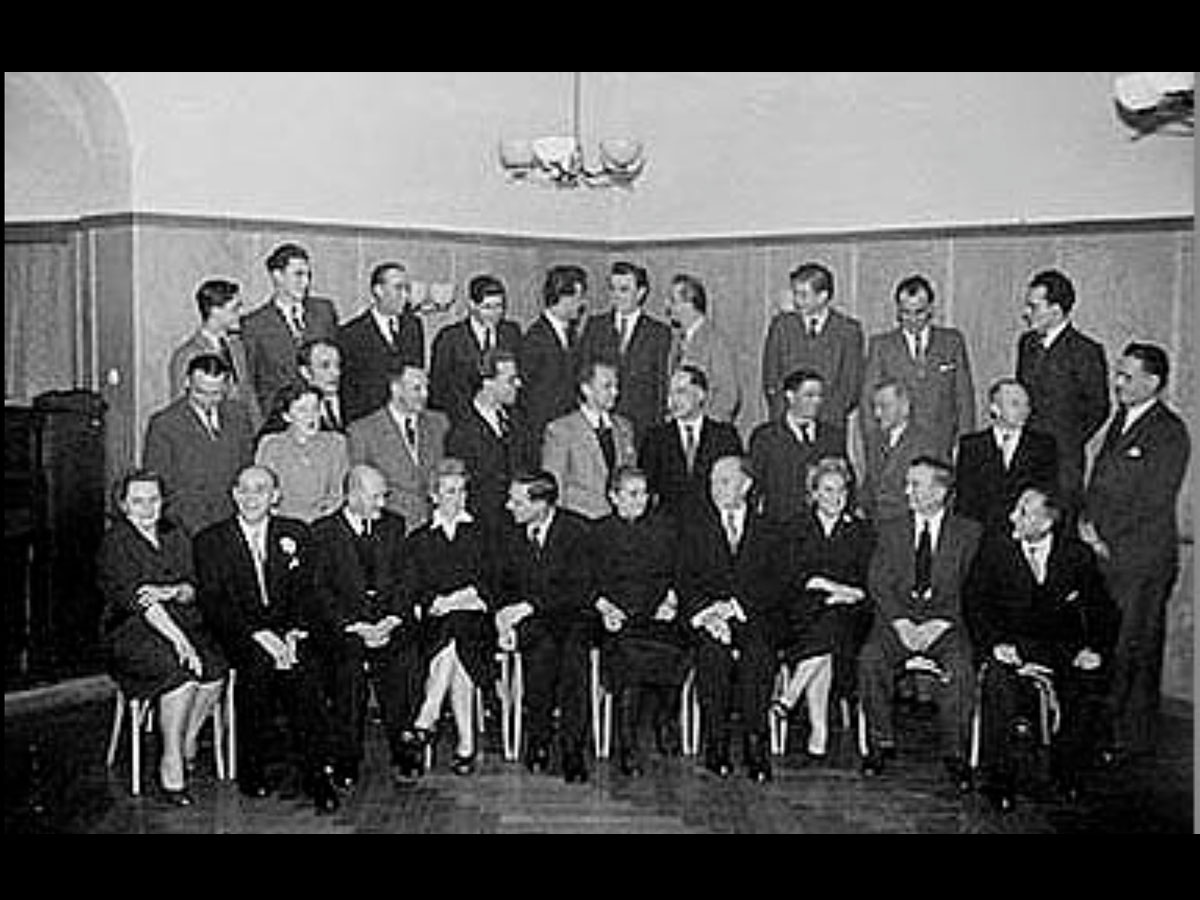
[432,508,473,537]
[370,306,399,335]
[1042,319,1069,349]
[805,308,830,333]
[580,404,610,430]
[1121,397,1157,433]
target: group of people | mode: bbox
[95,244,1190,816]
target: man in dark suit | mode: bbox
[639,365,743,526]
[428,274,522,425]
[862,274,976,462]
[193,465,340,813]
[242,243,339,416]
[519,264,589,446]
[1081,342,1190,760]
[965,486,1117,811]
[676,455,780,782]
[346,365,449,533]
[494,470,595,783]
[859,456,982,788]
[445,349,537,541]
[761,262,865,429]
[338,261,425,425]
[168,277,261,431]
[955,377,1058,536]
[577,261,673,445]
[1016,269,1109,522]
[143,353,256,537]
[860,379,939,525]
[306,464,421,787]
[749,368,847,524]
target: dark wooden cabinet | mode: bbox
[4,390,107,689]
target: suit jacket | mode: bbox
[868,511,981,629]
[142,397,256,537]
[542,408,637,520]
[860,421,939,525]
[306,509,411,642]
[1084,400,1191,570]
[577,310,673,443]
[761,308,865,424]
[193,514,312,665]
[168,329,261,429]
[1016,324,1109,496]
[965,531,1117,671]
[496,509,594,625]
[675,504,781,624]
[337,308,425,425]
[748,417,848,523]
[862,325,976,460]
[954,426,1059,534]
[428,317,523,424]
[445,404,537,538]
[672,317,741,424]
[639,416,744,523]
[241,295,339,414]
[346,406,449,532]
[519,314,580,445]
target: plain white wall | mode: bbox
[7,72,1194,237]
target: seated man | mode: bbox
[306,464,422,787]
[194,465,340,813]
[592,465,690,776]
[676,455,780,782]
[965,486,1117,811]
[858,456,981,790]
[494,470,595,783]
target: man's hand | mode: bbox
[892,618,922,652]
[653,589,679,622]
[253,630,294,670]
[495,602,534,650]
[595,597,627,633]
[992,643,1022,667]
[1073,648,1102,671]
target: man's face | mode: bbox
[350,470,388,521]
[472,292,506,330]
[272,258,311,303]
[710,457,750,510]
[905,464,947,517]
[791,278,830,318]
[990,383,1031,429]
[506,483,543,526]
[433,473,468,518]
[122,478,162,530]
[393,368,429,412]
[610,476,649,521]
[895,287,933,335]
[211,297,243,334]
[1010,488,1052,543]
[233,467,278,524]
[373,267,411,318]
[609,272,642,316]
[1113,354,1160,408]
[304,343,341,395]
[1022,285,1062,335]
[872,385,907,432]
[667,371,703,419]
[488,360,521,407]
[187,370,228,412]
[811,471,849,520]
[582,365,619,413]
[786,378,824,421]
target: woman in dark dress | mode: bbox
[773,456,874,757]
[593,465,690,775]
[401,458,496,775]
[96,469,228,804]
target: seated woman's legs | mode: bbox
[158,680,198,791]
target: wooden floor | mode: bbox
[5,694,1193,834]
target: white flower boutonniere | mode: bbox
[279,536,300,569]
[1125,446,1143,460]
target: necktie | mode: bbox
[912,332,926,364]
[250,533,269,606]
[286,306,305,341]
[404,416,418,455]
[724,510,742,551]
[999,430,1015,467]
[618,315,632,353]
[1024,542,1045,583]
[914,519,933,597]
[203,408,220,439]
[483,326,496,354]
[597,421,616,472]
[682,423,698,472]
[323,396,341,431]
[217,337,236,380]
[388,317,401,347]
[807,317,820,339]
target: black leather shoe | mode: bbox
[704,748,733,778]
[982,785,1016,813]
[860,754,885,777]
[618,747,644,777]
[450,753,476,777]
[237,777,271,799]
[525,741,551,774]
[309,773,340,815]
[158,786,195,807]
[562,745,589,784]
[744,733,772,783]
[329,761,359,791]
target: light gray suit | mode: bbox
[673,318,741,424]
[542,408,637,520]
[168,330,262,430]
[346,406,449,532]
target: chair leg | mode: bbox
[225,669,237,781]
[590,648,612,760]
[106,689,125,768]
[130,699,146,796]
[680,671,700,757]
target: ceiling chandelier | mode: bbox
[1113,71,1194,138]
[498,72,645,189]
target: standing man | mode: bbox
[862,274,975,462]
[1016,269,1110,522]
[193,465,340,813]
[346,365,449,534]
[242,243,339,416]
[542,359,637,521]
[495,470,595,783]
[860,380,938,526]
[955,377,1059,537]
[1081,342,1190,761]
[520,264,589,446]
[255,338,346,439]
[429,274,522,425]
[577,261,673,445]
[667,273,741,425]
[143,353,255,537]
[639,365,743,526]
[168,277,261,430]
[761,262,865,428]
[858,456,981,789]
[445,349,537,541]
[748,368,848,524]
[338,261,425,425]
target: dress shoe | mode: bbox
[982,784,1016,813]
[704,749,733,778]
[450,753,476,777]
[655,720,682,757]
[561,745,589,784]
[860,754,886,777]
[525,741,551,774]
[744,733,772,783]
[328,761,359,791]
[158,785,195,808]
[309,773,340,815]
[237,777,271,799]
[943,756,973,793]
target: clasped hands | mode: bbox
[345,615,402,650]
[992,642,1101,672]
[430,586,486,617]
[254,628,309,670]
[690,598,747,645]
[892,616,951,654]
[595,590,678,633]
[494,602,534,651]
[135,582,194,611]
[805,575,865,606]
